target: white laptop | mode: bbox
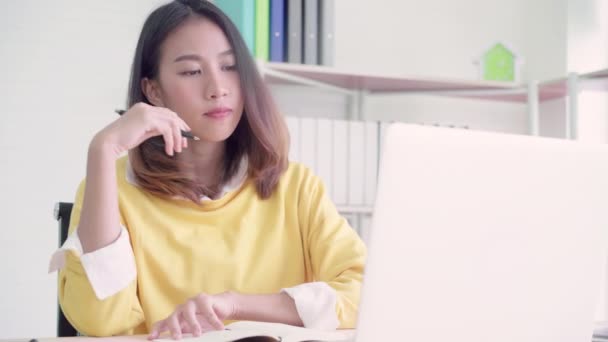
[355,123,608,342]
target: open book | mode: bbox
[154,321,355,342]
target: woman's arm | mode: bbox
[78,103,190,252]
[298,168,367,329]
[77,141,122,252]
[148,291,302,340]
[58,104,192,336]
[59,179,144,336]
[230,292,303,326]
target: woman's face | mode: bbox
[148,17,244,143]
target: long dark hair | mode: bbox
[127,0,289,203]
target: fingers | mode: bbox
[147,312,185,341]
[157,109,192,155]
[160,126,174,156]
[183,301,202,336]
[147,294,226,341]
[167,313,182,340]
[179,117,192,133]
[206,310,225,331]
[171,113,192,153]
[179,121,190,150]
[127,104,193,155]
[158,107,191,132]
[195,295,225,331]
[171,121,182,154]
[148,321,166,340]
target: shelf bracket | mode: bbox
[566,72,579,140]
[527,80,540,136]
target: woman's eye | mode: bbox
[222,65,237,71]
[180,70,201,76]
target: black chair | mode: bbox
[53,202,79,337]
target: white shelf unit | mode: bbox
[259,61,608,137]
[257,60,608,237]
[259,60,521,121]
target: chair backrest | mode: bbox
[53,202,78,337]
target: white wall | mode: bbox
[568,0,608,143]
[276,0,567,136]
[567,0,608,321]
[0,0,574,339]
[0,1,167,338]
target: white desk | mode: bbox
[5,336,147,342]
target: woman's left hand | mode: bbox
[148,292,237,340]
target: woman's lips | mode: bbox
[204,107,232,119]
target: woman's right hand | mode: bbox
[91,102,191,158]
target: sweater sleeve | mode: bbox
[298,168,367,329]
[56,180,146,336]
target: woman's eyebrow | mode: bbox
[174,54,201,63]
[173,50,234,63]
[218,49,234,57]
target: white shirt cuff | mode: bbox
[48,226,137,300]
[281,282,340,331]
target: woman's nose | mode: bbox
[205,71,228,100]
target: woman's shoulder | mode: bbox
[115,155,146,194]
[284,160,312,179]
[72,155,138,204]
[76,155,133,190]
[115,155,129,174]
[280,161,325,190]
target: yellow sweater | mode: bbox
[58,157,366,336]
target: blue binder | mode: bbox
[270,0,286,62]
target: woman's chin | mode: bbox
[192,132,233,144]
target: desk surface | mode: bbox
[6,337,148,342]
[6,334,355,342]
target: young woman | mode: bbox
[50,0,366,339]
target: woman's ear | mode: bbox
[141,78,165,107]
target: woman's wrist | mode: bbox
[89,131,123,160]
[219,291,302,326]
[217,291,240,320]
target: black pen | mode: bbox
[115,109,200,140]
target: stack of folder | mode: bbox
[214,0,335,65]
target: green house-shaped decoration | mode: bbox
[476,43,522,82]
